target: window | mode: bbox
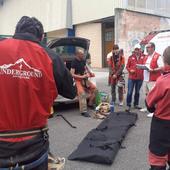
[166,0,170,13]
[105,31,113,42]
[136,0,146,8]
[146,0,155,10]
[128,0,135,7]
[156,0,166,12]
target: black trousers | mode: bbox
[0,133,49,169]
[149,116,170,156]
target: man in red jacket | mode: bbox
[108,45,125,105]
[146,46,170,170]
[125,44,145,112]
[141,42,163,117]
[0,16,76,170]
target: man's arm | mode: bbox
[145,80,164,113]
[149,55,164,72]
[70,68,87,80]
[42,46,77,99]
[126,56,135,74]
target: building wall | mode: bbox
[75,23,102,68]
[0,0,114,35]
[72,0,114,25]
[1,0,170,36]
[114,0,170,18]
[115,9,170,61]
[47,29,67,41]
[2,1,170,68]
[0,0,71,35]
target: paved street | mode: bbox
[48,69,151,170]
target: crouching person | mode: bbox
[0,16,76,170]
[71,50,97,117]
[146,46,170,170]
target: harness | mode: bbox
[0,126,48,138]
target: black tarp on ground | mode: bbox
[68,112,138,165]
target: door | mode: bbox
[102,22,114,67]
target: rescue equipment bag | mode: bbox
[68,112,137,164]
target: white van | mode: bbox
[140,30,170,55]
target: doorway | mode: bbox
[102,21,114,67]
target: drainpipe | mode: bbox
[67,26,75,37]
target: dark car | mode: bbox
[47,37,91,103]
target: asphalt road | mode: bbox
[48,69,151,170]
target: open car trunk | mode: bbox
[47,37,90,103]
[48,37,90,71]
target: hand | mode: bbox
[112,74,117,79]
[90,73,95,77]
[82,74,88,79]
[130,69,135,74]
[149,69,155,72]
[81,74,87,79]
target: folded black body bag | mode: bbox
[68,112,138,165]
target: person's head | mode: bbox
[76,49,84,60]
[15,16,44,41]
[163,46,170,66]
[134,44,141,56]
[146,42,155,55]
[112,44,119,55]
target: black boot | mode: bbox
[149,165,166,170]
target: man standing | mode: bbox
[126,44,145,112]
[0,16,76,170]
[108,45,125,105]
[141,42,163,117]
[146,46,170,170]
[70,50,97,117]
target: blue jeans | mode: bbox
[126,79,143,107]
[31,157,48,170]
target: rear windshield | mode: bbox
[51,46,86,70]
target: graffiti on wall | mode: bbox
[116,9,170,59]
[127,31,147,53]
[160,18,170,30]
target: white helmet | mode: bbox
[134,44,141,50]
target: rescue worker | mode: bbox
[141,42,163,117]
[70,49,97,117]
[0,16,76,170]
[125,44,145,112]
[108,44,125,105]
[146,46,170,170]
[107,44,119,86]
